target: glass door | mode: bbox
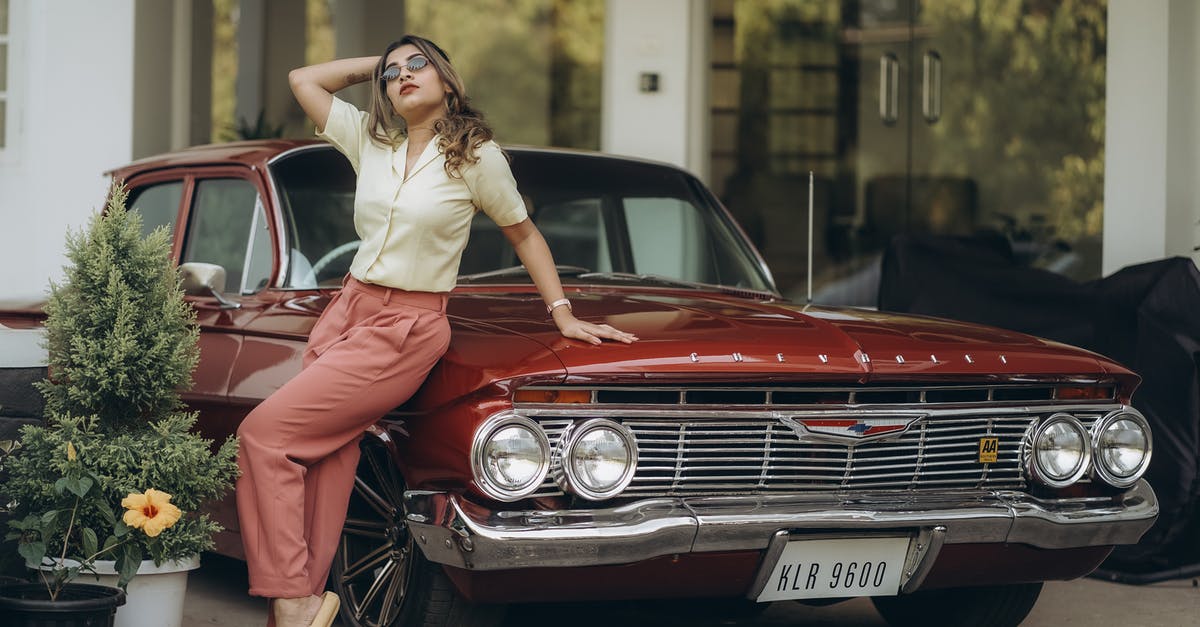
[710,0,1108,306]
[910,2,1108,281]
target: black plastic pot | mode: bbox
[0,582,126,627]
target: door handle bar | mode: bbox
[923,50,942,124]
[880,53,900,125]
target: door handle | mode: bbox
[922,50,942,124]
[880,53,900,125]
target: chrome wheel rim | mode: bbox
[333,445,414,627]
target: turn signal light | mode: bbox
[514,389,592,404]
[1056,386,1114,400]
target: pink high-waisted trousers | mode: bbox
[235,275,451,599]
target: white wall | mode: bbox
[1103,0,1200,275]
[602,0,709,181]
[0,0,137,308]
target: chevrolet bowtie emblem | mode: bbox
[780,415,924,443]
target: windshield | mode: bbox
[270,146,774,293]
[271,147,359,289]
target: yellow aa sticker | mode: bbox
[978,437,999,463]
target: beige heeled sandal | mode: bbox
[309,591,340,627]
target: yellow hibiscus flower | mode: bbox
[121,489,183,537]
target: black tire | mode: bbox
[329,443,505,627]
[871,582,1043,627]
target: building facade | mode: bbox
[0,0,1197,306]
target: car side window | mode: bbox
[181,178,272,295]
[623,197,708,280]
[622,196,765,287]
[536,198,611,272]
[458,197,612,275]
[126,181,183,238]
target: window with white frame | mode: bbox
[0,0,9,149]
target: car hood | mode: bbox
[440,289,1130,385]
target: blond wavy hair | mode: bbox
[366,35,494,178]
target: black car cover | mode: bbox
[878,234,1200,574]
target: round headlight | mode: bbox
[1028,414,1091,488]
[471,413,550,501]
[1092,409,1152,488]
[557,419,638,500]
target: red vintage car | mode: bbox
[0,140,1157,626]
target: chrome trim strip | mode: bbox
[404,480,1158,571]
[745,530,790,600]
[900,525,946,593]
[514,403,1123,419]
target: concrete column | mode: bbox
[170,0,192,150]
[331,0,406,108]
[1168,1,1200,269]
[1103,0,1200,274]
[235,0,264,128]
[133,0,174,158]
[188,0,214,146]
[602,0,709,181]
[0,1,136,305]
[263,0,307,135]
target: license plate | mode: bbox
[755,536,911,602]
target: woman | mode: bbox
[236,34,638,627]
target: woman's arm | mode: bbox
[288,57,379,132]
[500,219,638,345]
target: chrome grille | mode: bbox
[522,385,1115,498]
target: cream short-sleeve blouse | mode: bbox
[317,96,528,293]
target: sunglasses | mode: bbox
[381,56,430,82]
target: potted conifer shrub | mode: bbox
[0,186,239,627]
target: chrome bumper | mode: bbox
[403,480,1158,572]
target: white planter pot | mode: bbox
[72,555,201,627]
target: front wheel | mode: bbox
[871,582,1043,627]
[329,442,505,627]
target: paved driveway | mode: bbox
[183,554,1199,626]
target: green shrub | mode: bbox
[36,186,199,431]
[0,184,238,597]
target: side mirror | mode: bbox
[180,262,241,309]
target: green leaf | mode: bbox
[82,528,98,558]
[97,501,116,526]
[40,510,59,525]
[53,477,69,495]
[117,546,142,588]
[102,535,119,554]
[9,514,37,531]
[72,476,94,498]
[17,541,46,569]
[62,476,82,497]
[114,520,131,538]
